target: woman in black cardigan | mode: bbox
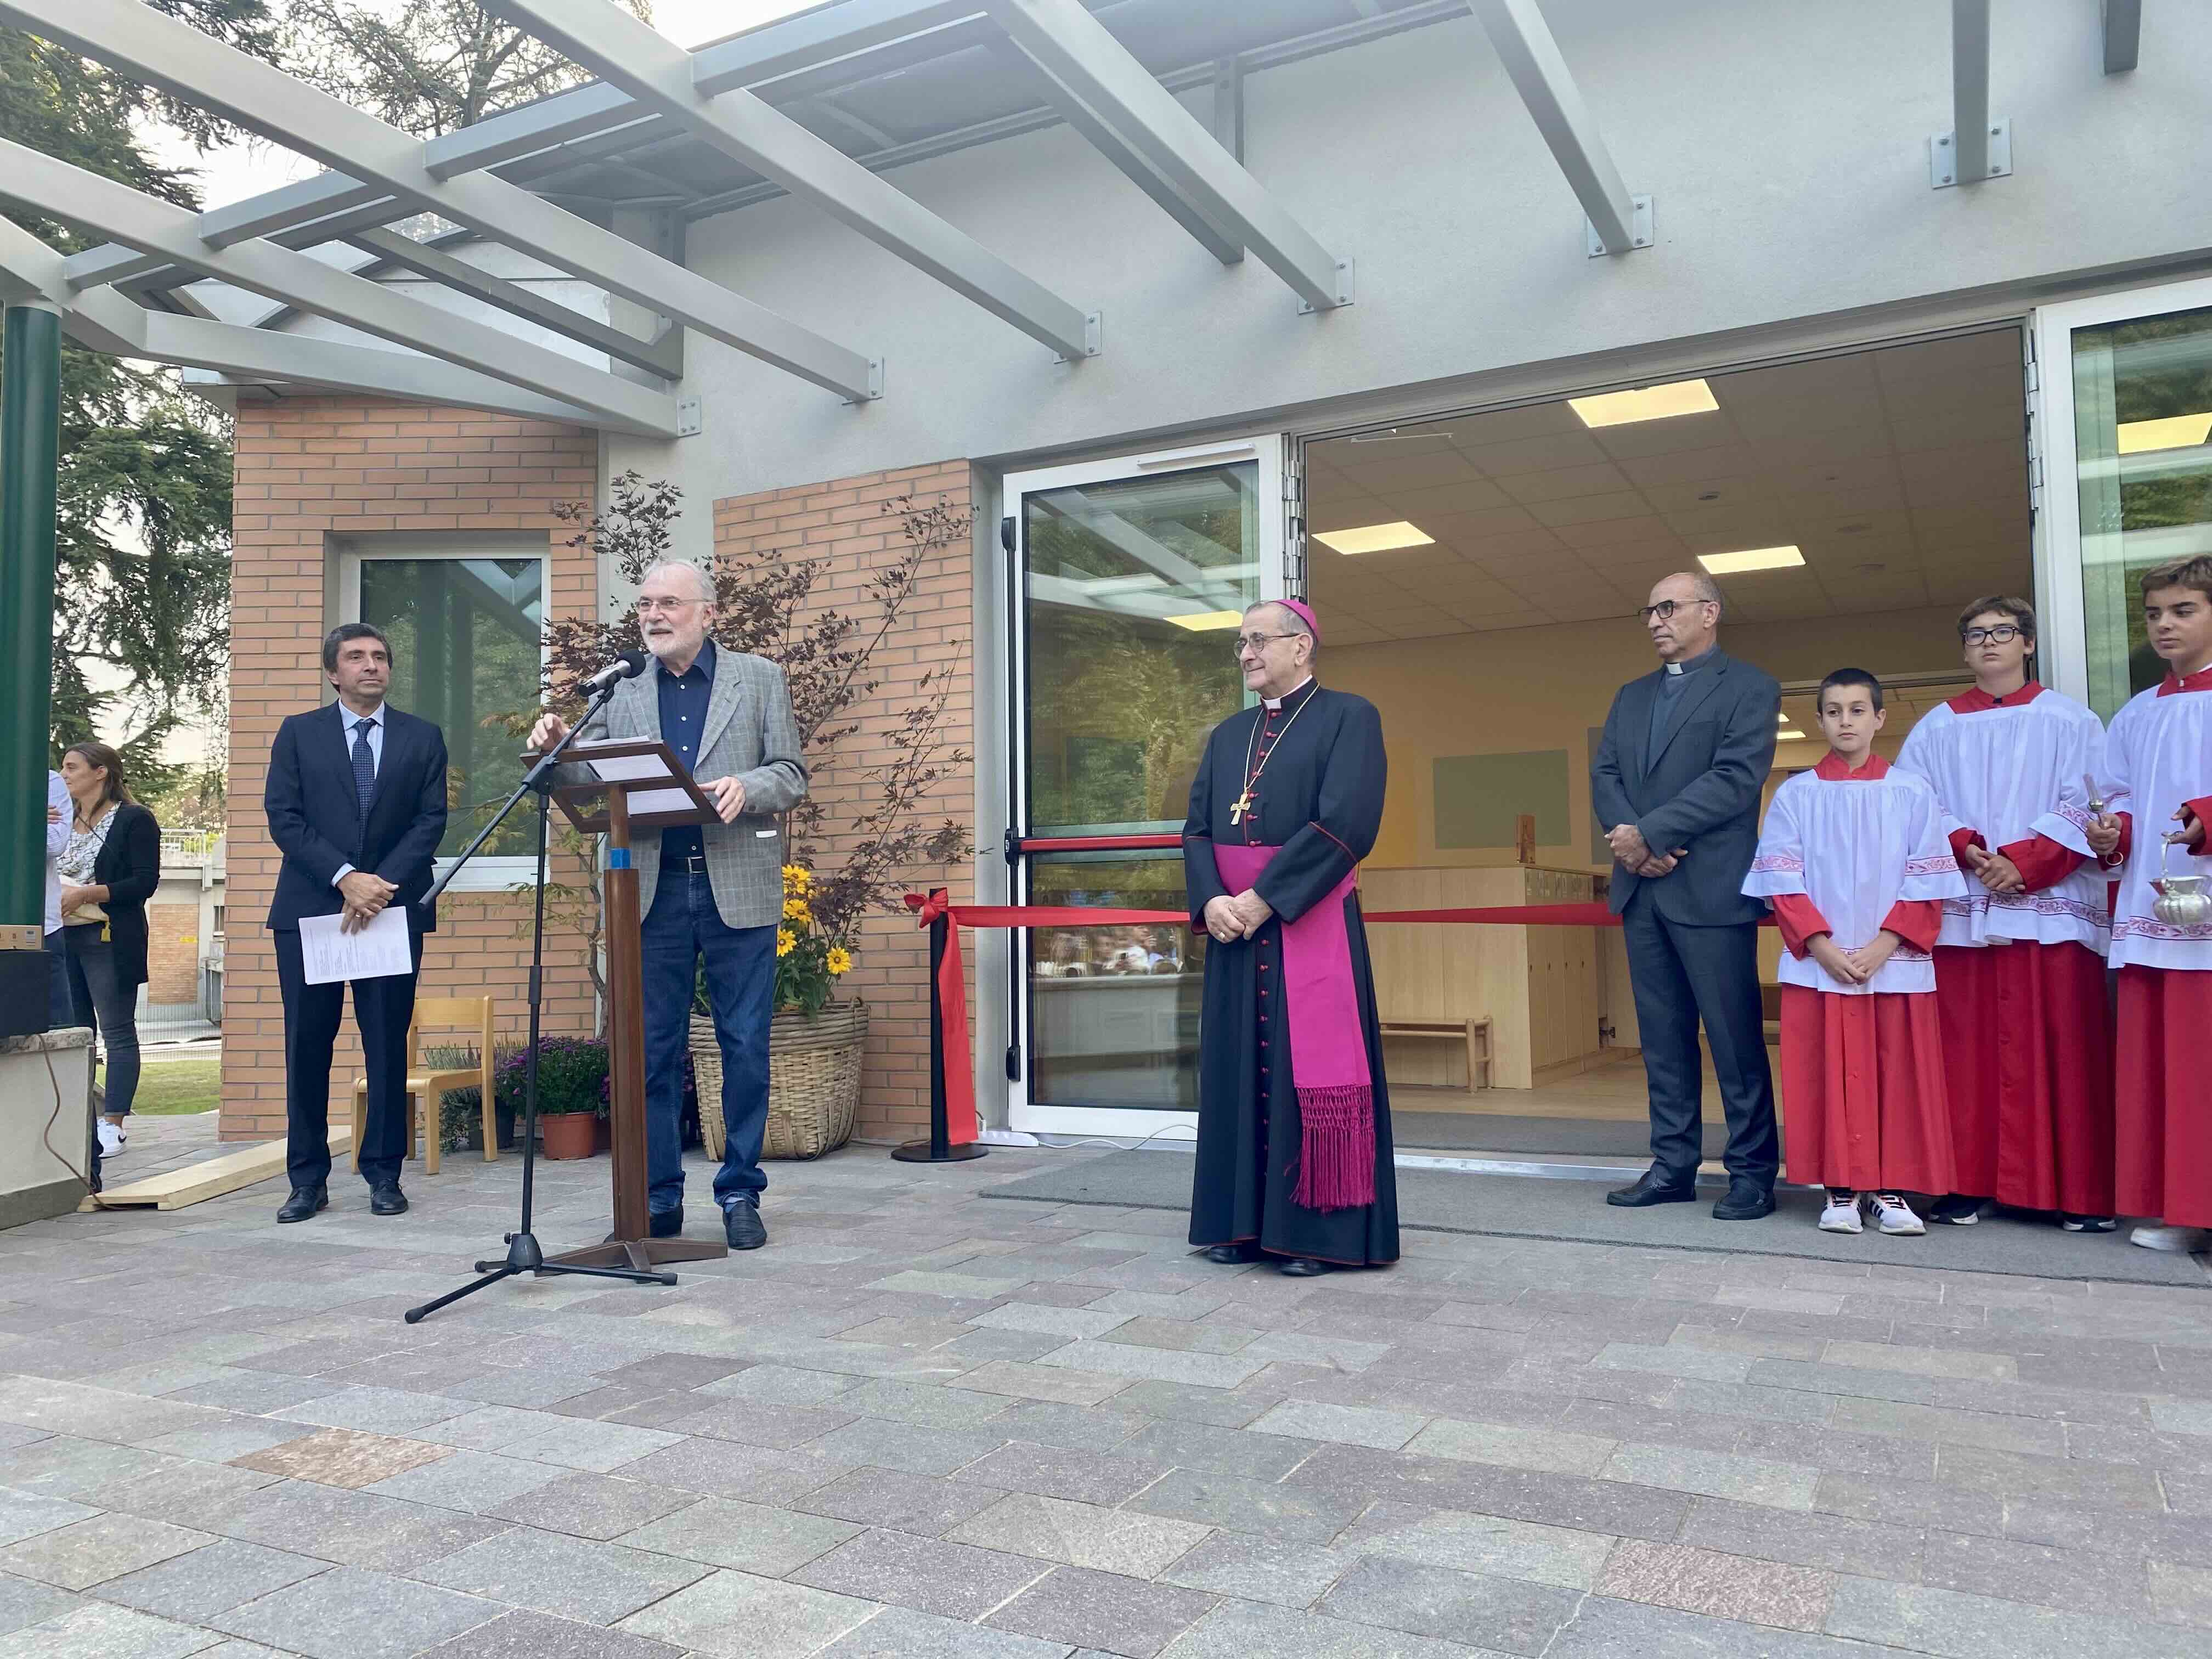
[55,742,161,1155]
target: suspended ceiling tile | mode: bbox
[1530,491,1665,529]
[1551,513,1681,548]
[1330,449,1487,494]
[1457,431,1611,477]
[1612,444,1766,488]
[1746,427,1900,471]
[1585,409,1739,460]
[1494,460,1637,506]
[1389,477,1519,518]
[1443,401,1586,444]
[1638,476,1779,515]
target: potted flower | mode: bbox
[495,1037,608,1161]
[693,862,866,1160]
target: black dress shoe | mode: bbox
[1711,1178,1775,1221]
[1606,1168,1697,1207]
[1277,1257,1333,1277]
[723,1201,767,1251]
[276,1185,328,1224]
[368,1182,409,1216]
[1203,1243,1259,1264]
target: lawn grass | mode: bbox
[117,1056,221,1115]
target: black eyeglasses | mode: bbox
[1638,599,1716,623]
[1961,624,2024,646]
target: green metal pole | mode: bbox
[0,302,61,944]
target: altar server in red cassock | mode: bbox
[1744,669,1969,1237]
[2084,557,2212,1255]
[1892,596,2114,1231]
[1184,599,1398,1277]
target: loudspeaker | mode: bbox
[0,949,53,1041]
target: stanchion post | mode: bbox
[892,895,985,1164]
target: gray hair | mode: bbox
[1244,600,1318,653]
[1658,570,1724,620]
[638,560,714,603]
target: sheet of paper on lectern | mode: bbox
[298,906,412,985]
[569,741,676,783]
[622,787,698,815]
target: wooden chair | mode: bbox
[351,996,498,1175]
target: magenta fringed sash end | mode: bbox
[1212,842,1376,1213]
[1291,1084,1375,1212]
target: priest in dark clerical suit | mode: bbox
[1183,599,1399,1276]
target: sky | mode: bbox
[115,0,822,765]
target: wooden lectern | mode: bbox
[540,738,728,1272]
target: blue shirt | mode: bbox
[657,638,715,868]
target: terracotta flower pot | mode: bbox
[539,1113,598,1160]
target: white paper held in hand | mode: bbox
[298,906,413,985]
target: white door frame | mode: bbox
[998,435,1287,1141]
[2030,272,2212,712]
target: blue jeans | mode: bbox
[43,929,73,1031]
[641,870,775,1214]
[62,924,140,1118]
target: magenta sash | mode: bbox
[1212,843,1375,1211]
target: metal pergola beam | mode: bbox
[1466,0,1643,255]
[986,0,1350,311]
[1951,0,1991,187]
[0,139,682,436]
[487,0,1096,360]
[0,0,881,400]
[2102,0,2141,74]
[349,227,682,379]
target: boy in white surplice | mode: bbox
[1743,669,1970,1237]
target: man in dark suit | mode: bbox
[264,622,448,1223]
[1592,572,1781,1220]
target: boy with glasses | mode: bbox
[2085,557,2212,1254]
[1893,597,2115,1231]
[1744,669,1967,1237]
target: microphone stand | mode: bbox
[405,672,671,1323]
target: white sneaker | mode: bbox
[96,1121,125,1158]
[1819,1191,1863,1233]
[1867,1193,1925,1236]
[2130,1223,2211,1254]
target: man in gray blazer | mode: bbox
[531,561,808,1250]
[1591,571,1781,1221]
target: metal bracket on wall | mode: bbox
[1054,311,1104,364]
[1929,119,2012,188]
[843,359,888,405]
[676,396,703,437]
[1585,194,1653,258]
[1297,257,1356,314]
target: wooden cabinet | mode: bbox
[1361,866,1605,1092]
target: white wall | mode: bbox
[601,0,2212,526]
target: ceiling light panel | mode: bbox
[1697,545,1806,574]
[1312,521,1436,555]
[1568,379,1720,428]
[1165,611,1244,631]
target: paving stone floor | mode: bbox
[6,1126,2212,1657]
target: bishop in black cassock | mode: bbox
[1183,599,1399,1276]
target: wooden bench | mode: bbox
[1379,1017,1493,1091]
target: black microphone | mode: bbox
[578,650,649,695]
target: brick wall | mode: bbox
[221,399,601,1142]
[144,904,202,1008]
[713,461,975,1146]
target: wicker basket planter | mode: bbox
[692,1000,867,1161]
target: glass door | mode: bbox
[2035,277,2212,715]
[1003,438,1287,1137]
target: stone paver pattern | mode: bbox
[3,1126,2211,1656]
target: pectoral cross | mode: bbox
[1229,791,1251,826]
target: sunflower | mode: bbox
[781,863,813,893]
[776,928,796,957]
[783,896,812,924]
[825,946,853,977]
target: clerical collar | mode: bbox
[1949,681,2043,714]
[2158,663,2212,696]
[1663,644,1718,679]
[1262,676,1315,713]
[1814,750,1889,781]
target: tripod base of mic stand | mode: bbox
[891,1139,988,1163]
[402,1230,682,1324]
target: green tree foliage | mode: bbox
[0,0,275,772]
[283,0,649,137]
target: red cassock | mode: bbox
[2095,666,2212,1227]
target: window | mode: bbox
[343,548,545,884]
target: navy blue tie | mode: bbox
[351,718,376,826]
